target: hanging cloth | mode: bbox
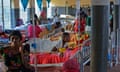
[36,0,42,10]
[21,0,29,11]
[46,0,51,7]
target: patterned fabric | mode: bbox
[4,53,22,67]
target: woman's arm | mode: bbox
[19,45,25,65]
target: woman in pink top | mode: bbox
[28,19,42,38]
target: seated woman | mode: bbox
[3,30,34,72]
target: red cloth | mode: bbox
[80,18,85,32]
[28,25,42,38]
[30,53,61,64]
[74,18,86,33]
[48,54,60,63]
[30,48,79,64]
[62,59,80,72]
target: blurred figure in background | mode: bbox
[85,8,91,33]
[73,11,86,33]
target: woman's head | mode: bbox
[62,32,70,42]
[62,32,70,47]
[9,30,22,42]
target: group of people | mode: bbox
[73,8,91,34]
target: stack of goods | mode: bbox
[76,32,90,47]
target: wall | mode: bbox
[51,0,91,7]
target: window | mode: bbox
[3,0,11,29]
[0,0,11,30]
[20,0,28,24]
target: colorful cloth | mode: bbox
[28,25,42,38]
[62,59,80,72]
[4,53,22,67]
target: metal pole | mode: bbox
[114,0,120,65]
[90,0,109,72]
[31,0,37,72]
[76,0,81,72]
[76,0,80,34]
[65,0,68,22]
[119,0,120,63]
[76,0,80,17]
[66,0,68,15]
[10,0,12,29]
[1,0,4,31]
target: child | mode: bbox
[3,30,34,72]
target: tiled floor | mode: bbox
[35,64,120,72]
[37,66,62,72]
[84,64,120,72]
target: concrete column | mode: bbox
[11,0,19,28]
[113,0,120,64]
[114,0,120,65]
[119,1,120,63]
[90,0,109,72]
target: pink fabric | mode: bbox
[63,48,78,61]
[48,54,61,63]
[30,48,79,64]
[30,53,61,64]
[28,25,42,38]
[62,59,80,72]
[74,18,86,33]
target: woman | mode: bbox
[3,30,34,72]
[28,19,42,38]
